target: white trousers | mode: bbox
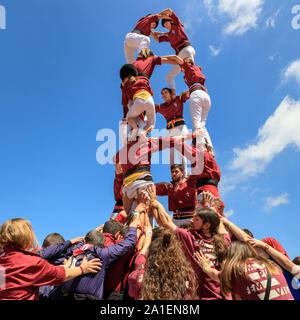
[126,96,156,130]
[119,116,146,147]
[190,89,213,147]
[166,124,189,177]
[124,32,151,63]
[166,45,196,90]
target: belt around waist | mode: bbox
[173,206,196,213]
[189,83,206,94]
[166,117,186,129]
[132,28,143,35]
[123,165,151,180]
[175,40,191,54]
[196,178,218,189]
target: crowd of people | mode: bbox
[0,8,299,301]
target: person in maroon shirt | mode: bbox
[151,8,196,97]
[0,218,101,300]
[195,240,294,300]
[170,135,224,208]
[156,87,190,176]
[124,9,171,63]
[148,185,231,300]
[111,163,125,220]
[113,133,196,217]
[120,63,156,142]
[155,164,197,227]
[173,56,214,153]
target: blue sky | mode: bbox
[0,1,299,258]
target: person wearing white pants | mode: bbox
[124,10,172,63]
[151,8,196,97]
[172,56,214,154]
[155,88,190,177]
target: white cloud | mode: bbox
[209,45,221,56]
[265,193,290,208]
[265,8,281,28]
[230,96,300,179]
[282,59,300,89]
[217,0,264,35]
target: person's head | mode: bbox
[84,230,105,248]
[120,225,129,239]
[120,64,138,82]
[161,87,172,103]
[103,220,123,238]
[137,48,154,59]
[161,18,172,30]
[293,256,300,265]
[140,227,198,299]
[242,229,254,238]
[190,208,220,234]
[178,221,191,229]
[145,14,159,30]
[0,218,39,251]
[183,57,194,65]
[170,164,184,183]
[220,241,280,297]
[191,208,228,267]
[42,233,65,248]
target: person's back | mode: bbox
[60,226,137,300]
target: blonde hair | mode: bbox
[183,57,195,65]
[138,48,154,59]
[0,218,39,250]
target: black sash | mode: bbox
[196,178,218,189]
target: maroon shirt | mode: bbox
[155,180,197,212]
[176,228,231,300]
[230,261,294,300]
[174,141,221,199]
[0,245,66,300]
[122,76,154,108]
[114,172,123,202]
[158,12,190,52]
[155,93,189,122]
[115,135,193,177]
[182,61,207,92]
[128,254,146,300]
[132,56,162,79]
[132,15,160,36]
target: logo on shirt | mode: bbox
[174,103,178,107]
[186,192,190,197]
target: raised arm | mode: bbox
[147,185,177,233]
[220,216,252,242]
[247,238,300,276]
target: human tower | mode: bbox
[112,8,223,225]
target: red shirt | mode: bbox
[0,245,66,300]
[128,254,146,300]
[115,135,193,176]
[176,143,221,198]
[155,180,197,212]
[122,76,154,107]
[114,172,123,202]
[132,15,160,36]
[231,261,294,300]
[261,237,290,259]
[155,93,189,122]
[176,228,231,300]
[182,61,207,91]
[132,56,162,79]
[158,12,189,51]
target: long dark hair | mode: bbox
[196,208,228,267]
